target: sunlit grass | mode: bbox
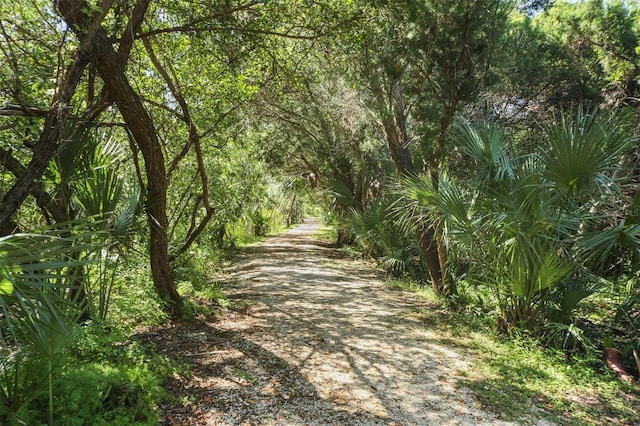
[386,277,440,303]
[385,278,640,425]
[313,222,337,243]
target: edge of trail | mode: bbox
[142,218,553,425]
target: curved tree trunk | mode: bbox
[56,0,183,313]
[0,50,91,228]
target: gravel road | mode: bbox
[155,219,525,425]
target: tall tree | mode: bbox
[1,0,361,313]
[493,0,640,121]
[354,0,510,297]
[52,0,182,311]
[0,1,106,229]
[253,64,387,243]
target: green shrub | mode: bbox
[33,363,157,425]
[107,261,169,328]
[46,326,180,425]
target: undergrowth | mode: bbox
[313,222,338,245]
[7,323,181,425]
[387,277,640,425]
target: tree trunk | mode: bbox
[0,50,91,228]
[56,0,183,313]
[93,36,182,313]
[425,100,460,298]
[372,79,452,296]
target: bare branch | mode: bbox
[0,105,50,117]
[142,36,215,260]
[0,148,68,223]
[138,12,364,41]
[141,96,185,120]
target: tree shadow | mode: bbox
[140,221,519,424]
[136,317,391,425]
[217,226,501,425]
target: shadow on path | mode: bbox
[142,219,512,425]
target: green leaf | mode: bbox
[543,105,636,196]
[0,252,18,295]
[0,273,14,295]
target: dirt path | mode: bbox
[152,219,516,425]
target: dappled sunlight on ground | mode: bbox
[143,219,539,425]
[213,219,515,425]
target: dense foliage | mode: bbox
[0,0,639,422]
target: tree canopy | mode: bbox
[0,0,638,365]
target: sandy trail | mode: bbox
[155,219,515,425]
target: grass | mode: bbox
[386,278,640,425]
[387,278,440,303]
[312,221,338,244]
[0,322,184,425]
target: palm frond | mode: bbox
[0,219,104,309]
[503,228,574,300]
[543,105,636,196]
[74,166,124,217]
[454,118,515,186]
[542,321,596,353]
[0,221,99,424]
[327,180,357,209]
[577,222,640,268]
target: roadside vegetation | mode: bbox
[1,0,640,423]
[388,277,640,425]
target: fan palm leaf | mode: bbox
[0,220,106,422]
[577,222,640,268]
[543,105,636,196]
[454,118,516,188]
